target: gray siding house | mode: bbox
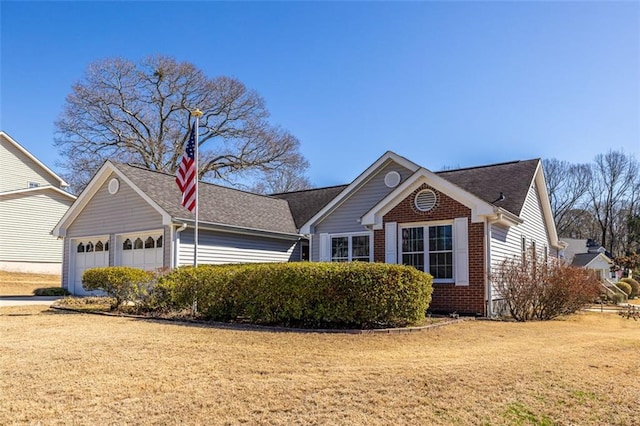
[54,151,562,317]
[0,131,76,274]
[53,161,305,295]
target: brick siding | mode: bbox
[374,184,486,316]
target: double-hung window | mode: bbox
[330,233,372,262]
[401,223,453,282]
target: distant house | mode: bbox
[53,151,563,316]
[561,238,615,282]
[0,131,76,274]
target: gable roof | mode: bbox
[571,252,612,267]
[54,161,299,238]
[271,185,348,228]
[113,163,298,235]
[437,159,540,216]
[298,151,421,233]
[0,131,69,188]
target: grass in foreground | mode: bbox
[0,270,61,295]
[0,306,638,425]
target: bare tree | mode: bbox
[55,55,310,193]
[543,159,591,237]
[587,150,638,256]
[250,159,313,195]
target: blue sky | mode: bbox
[1,1,638,187]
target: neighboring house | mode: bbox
[0,131,76,274]
[53,151,563,317]
[561,238,615,282]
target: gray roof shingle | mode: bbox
[571,253,600,267]
[437,159,540,216]
[112,163,298,235]
[271,185,348,228]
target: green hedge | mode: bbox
[620,277,639,298]
[82,267,154,310]
[615,281,633,297]
[159,262,433,328]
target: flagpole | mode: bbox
[191,109,203,268]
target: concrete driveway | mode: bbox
[0,296,63,307]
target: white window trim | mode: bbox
[398,220,455,284]
[328,231,373,263]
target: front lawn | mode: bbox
[0,306,638,425]
[0,270,61,295]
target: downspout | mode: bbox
[485,214,501,318]
[173,223,188,268]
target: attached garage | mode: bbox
[53,161,302,295]
[71,236,109,295]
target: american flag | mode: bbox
[175,124,197,211]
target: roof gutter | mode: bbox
[173,218,302,241]
[172,222,188,269]
[488,207,523,227]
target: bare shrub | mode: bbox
[492,252,601,321]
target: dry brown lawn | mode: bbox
[1,306,639,425]
[0,270,61,295]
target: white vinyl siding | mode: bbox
[310,161,413,260]
[489,184,554,302]
[177,229,297,266]
[0,190,73,262]
[0,135,62,192]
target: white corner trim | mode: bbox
[298,151,420,234]
[534,162,563,250]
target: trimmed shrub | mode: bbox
[33,287,70,296]
[615,281,633,297]
[82,267,153,310]
[159,262,433,328]
[606,292,626,305]
[492,256,601,321]
[620,277,639,298]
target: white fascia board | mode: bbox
[174,218,302,241]
[533,162,563,250]
[592,253,614,266]
[0,185,76,200]
[361,168,496,229]
[299,151,420,234]
[0,131,70,188]
[52,161,172,237]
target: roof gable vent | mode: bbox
[384,171,401,188]
[414,189,437,212]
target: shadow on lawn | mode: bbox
[49,304,461,334]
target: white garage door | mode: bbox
[72,237,110,296]
[118,232,164,271]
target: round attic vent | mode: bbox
[384,171,401,188]
[108,178,120,195]
[414,189,437,212]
